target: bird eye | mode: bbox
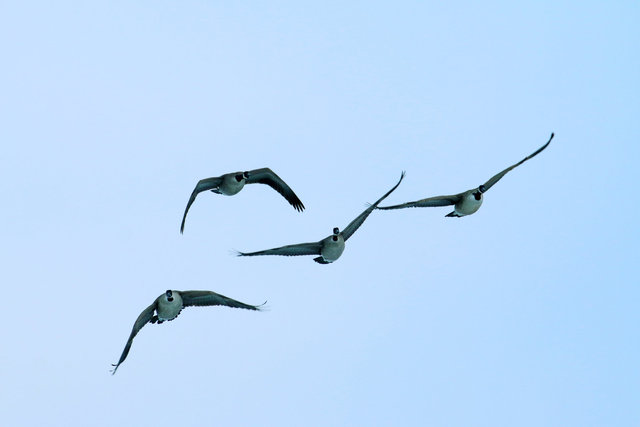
[332,236,338,241]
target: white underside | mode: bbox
[321,236,345,262]
[157,292,184,321]
[455,193,483,216]
[219,175,246,195]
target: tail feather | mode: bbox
[445,211,460,217]
[313,256,330,264]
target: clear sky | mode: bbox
[1,1,638,426]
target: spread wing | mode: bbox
[245,168,305,212]
[236,241,322,257]
[482,132,554,192]
[181,290,264,311]
[180,176,223,234]
[377,193,463,210]
[111,300,156,375]
[342,171,405,241]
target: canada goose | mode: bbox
[180,168,305,233]
[111,290,264,374]
[378,133,554,217]
[236,172,405,264]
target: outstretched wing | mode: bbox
[482,132,554,192]
[245,168,305,212]
[180,176,224,234]
[377,193,462,210]
[236,241,322,257]
[342,171,405,241]
[181,290,264,311]
[111,301,156,375]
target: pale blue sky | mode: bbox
[1,1,638,426]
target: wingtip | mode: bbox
[254,301,270,311]
[393,171,406,188]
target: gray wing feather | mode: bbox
[181,290,264,311]
[377,193,462,210]
[111,300,156,375]
[342,171,405,241]
[180,176,223,233]
[237,241,323,257]
[245,168,305,212]
[482,132,554,192]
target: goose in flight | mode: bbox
[180,168,305,233]
[236,172,405,264]
[377,133,553,217]
[111,290,264,374]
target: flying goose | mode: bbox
[180,168,305,233]
[377,133,554,217]
[111,290,264,374]
[236,172,405,264]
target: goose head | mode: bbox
[165,290,174,302]
[473,185,486,200]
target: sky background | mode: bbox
[1,1,639,426]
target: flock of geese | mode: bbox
[111,132,554,374]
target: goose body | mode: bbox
[156,290,184,322]
[237,172,405,264]
[319,233,345,263]
[446,189,484,217]
[215,172,247,195]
